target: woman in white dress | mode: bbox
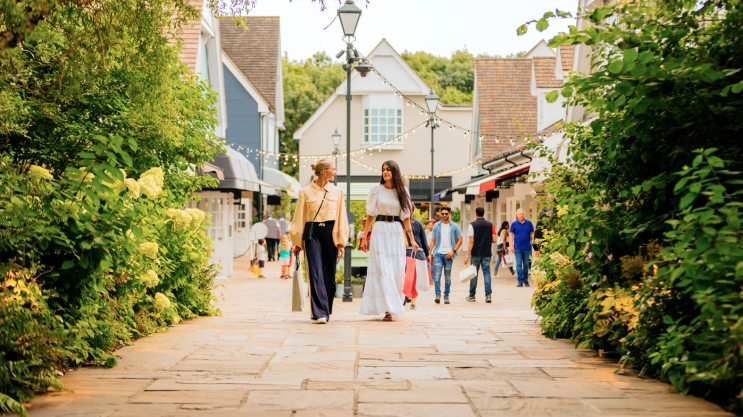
[359,161,419,321]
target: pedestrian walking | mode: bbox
[429,206,463,305]
[289,159,349,324]
[425,220,434,249]
[278,213,290,243]
[359,160,418,321]
[464,207,497,303]
[510,208,534,287]
[406,217,430,310]
[264,214,280,261]
[532,208,553,259]
[279,235,292,279]
[494,221,515,276]
[257,239,267,278]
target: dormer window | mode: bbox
[364,108,402,143]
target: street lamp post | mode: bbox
[331,128,341,186]
[425,87,440,220]
[337,0,370,302]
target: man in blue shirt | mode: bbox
[429,207,463,304]
[510,208,534,287]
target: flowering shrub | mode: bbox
[0,0,224,414]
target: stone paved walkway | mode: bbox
[26,257,732,417]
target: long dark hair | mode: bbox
[497,221,509,236]
[380,160,412,215]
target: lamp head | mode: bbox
[332,128,342,146]
[425,87,440,114]
[354,59,372,77]
[338,0,362,37]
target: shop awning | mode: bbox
[263,168,301,198]
[257,179,283,196]
[206,147,260,192]
[477,164,531,192]
[336,182,378,201]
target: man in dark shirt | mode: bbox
[464,207,496,303]
[510,208,535,287]
[406,218,430,310]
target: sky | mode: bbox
[248,0,578,61]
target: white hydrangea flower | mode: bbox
[170,315,181,325]
[154,292,170,311]
[29,165,53,180]
[184,208,206,231]
[125,178,140,199]
[166,209,191,231]
[126,229,135,239]
[140,167,164,187]
[139,242,159,258]
[137,175,161,199]
[139,270,159,288]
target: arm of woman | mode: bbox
[359,215,374,252]
[332,190,349,259]
[402,218,419,253]
[359,186,378,253]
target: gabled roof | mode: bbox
[475,58,537,162]
[293,38,429,140]
[558,45,575,72]
[533,57,563,88]
[220,17,280,112]
[524,39,555,58]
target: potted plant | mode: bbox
[335,266,345,298]
[351,274,365,298]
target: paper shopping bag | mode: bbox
[292,258,307,312]
[251,262,259,275]
[459,264,478,283]
[413,250,429,293]
[402,254,418,299]
[504,253,514,266]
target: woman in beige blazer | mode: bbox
[289,159,349,324]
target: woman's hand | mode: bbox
[337,244,344,259]
[412,241,419,253]
[293,246,302,257]
[359,238,368,253]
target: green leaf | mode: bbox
[731,82,743,94]
[77,152,96,159]
[545,90,560,103]
[517,25,528,36]
[608,61,624,74]
[638,51,654,64]
[61,260,75,270]
[679,192,698,209]
[536,19,549,32]
[622,49,638,62]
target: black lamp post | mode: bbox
[425,87,440,220]
[332,128,341,186]
[337,0,368,302]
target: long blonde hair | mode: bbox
[280,236,291,251]
[311,158,334,177]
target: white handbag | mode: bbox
[414,251,429,293]
[292,258,307,312]
[504,253,514,266]
[459,264,478,283]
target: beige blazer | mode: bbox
[289,181,349,248]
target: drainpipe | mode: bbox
[520,151,532,162]
[258,113,266,219]
[503,153,519,168]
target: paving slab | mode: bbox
[25,256,733,417]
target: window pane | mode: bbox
[364,126,368,133]
[397,126,402,134]
[364,134,368,142]
[371,109,378,116]
[364,109,368,116]
[388,134,394,140]
[364,117,368,125]
[388,117,394,124]
[397,118,401,125]
[397,109,402,116]
[379,109,386,116]
[371,117,378,124]
[388,109,394,117]
[371,134,378,142]
[371,126,378,133]
[380,126,386,134]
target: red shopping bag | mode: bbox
[403,255,418,299]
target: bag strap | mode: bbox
[311,190,328,222]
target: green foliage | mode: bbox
[350,200,367,245]
[450,208,461,224]
[0,0,222,413]
[529,0,743,411]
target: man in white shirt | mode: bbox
[429,207,463,304]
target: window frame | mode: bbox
[362,107,404,149]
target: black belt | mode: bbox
[376,215,401,223]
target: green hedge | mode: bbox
[0,0,221,415]
[527,1,743,412]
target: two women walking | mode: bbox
[290,159,417,323]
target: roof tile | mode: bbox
[559,44,575,72]
[533,57,563,88]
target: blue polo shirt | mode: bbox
[510,219,534,250]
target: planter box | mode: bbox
[351,283,363,298]
[335,284,345,298]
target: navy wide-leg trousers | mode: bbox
[304,220,338,321]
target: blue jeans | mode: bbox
[469,256,492,297]
[514,248,532,286]
[493,252,514,275]
[433,253,453,296]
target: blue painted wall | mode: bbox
[224,64,262,178]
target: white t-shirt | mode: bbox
[438,223,452,254]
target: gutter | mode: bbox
[503,153,519,168]
[483,149,535,171]
[520,151,532,163]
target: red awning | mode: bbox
[479,164,531,192]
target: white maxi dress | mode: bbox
[359,185,410,318]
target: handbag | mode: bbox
[292,257,307,312]
[402,252,418,299]
[459,264,478,283]
[504,253,514,265]
[302,190,328,241]
[414,250,429,293]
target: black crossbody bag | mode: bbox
[302,190,328,241]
